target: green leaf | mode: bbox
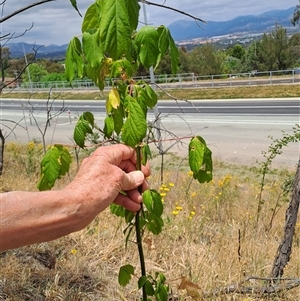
[144,85,158,108]
[100,0,132,59]
[146,215,164,235]
[189,136,213,183]
[169,34,179,74]
[155,25,170,70]
[189,136,205,174]
[82,32,104,68]
[110,59,134,79]
[145,280,155,296]
[138,276,147,289]
[112,106,124,135]
[143,189,163,217]
[135,26,160,68]
[141,144,151,165]
[82,3,99,33]
[73,113,94,148]
[69,0,82,17]
[104,116,114,138]
[110,203,125,217]
[38,145,72,191]
[125,0,140,31]
[121,96,147,147]
[118,264,134,286]
[65,37,84,82]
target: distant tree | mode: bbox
[188,43,226,75]
[226,44,245,60]
[289,33,300,67]
[291,0,300,26]
[22,63,48,82]
[240,41,261,72]
[258,25,293,71]
[41,72,66,82]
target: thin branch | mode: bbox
[139,0,206,24]
[0,0,57,23]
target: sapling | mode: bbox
[38,1,213,300]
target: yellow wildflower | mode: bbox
[175,206,183,211]
[172,210,179,216]
[188,171,193,177]
[160,193,166,197]
[169,182,175,187]
[71,249,77,255]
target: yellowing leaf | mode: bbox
[178,276,202,300]
[106,88,121,113]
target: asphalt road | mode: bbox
[1,98,299,168]
[1,98,299,115]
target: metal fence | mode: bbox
[8,69,300,92]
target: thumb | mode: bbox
[121,170,144,191]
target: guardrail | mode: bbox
[6,69,300,92]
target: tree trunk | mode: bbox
[0,129,4,176]
[271,158,300,278]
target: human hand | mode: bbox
[64,144,150,228]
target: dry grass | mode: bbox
[1,142,300,300]
[1,83,300,101]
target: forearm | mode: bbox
[0,190,84,251]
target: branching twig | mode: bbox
[139,0,206,25]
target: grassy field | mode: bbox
[1,142,299,300]
[1,83,300,100]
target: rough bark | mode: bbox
[271,158,300,278]
[0,129,4,176]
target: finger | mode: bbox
[121,170,145,191]
[114,194,141,212]
[126,189,143,204]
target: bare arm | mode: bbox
[0,145,150,251]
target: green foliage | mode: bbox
[73,112,95,148]
[256,124,300,223]
[189,136,213,183]
[118,264,135,286]
[22,63,48,83]
[38,145,72,191]
[187,43,226,75]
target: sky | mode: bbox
[1,0,298,46]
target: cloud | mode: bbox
[1,0,296,46]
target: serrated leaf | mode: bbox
[82,3,99,33]
[112,106,124,135]
[69,0,82,17]
[169,34,179,74]
[138,276,147,289]
[143,189,163,217]
[155,25,170,70]
[144,85,158,108]
[135,26,160,68]
[118,264,134,286]
[82,32,104,68]
[110,59,134,79]
[104,116,114,138]
[100,0,132,59]
[73,113,94,148]
[65,37,84,82]
[141,144,151,165]
[189,136,213,184]
[146,215,164,235]
[38,145,72,191]
[110,203,125,217]
[145,280,155,296]
[121,96,147,147]
[189,136,205,174]
[106,88,121,113]
[125,0,140,31]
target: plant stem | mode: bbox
[135,146,147,301]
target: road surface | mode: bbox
[1,98,299,168]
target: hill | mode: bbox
[168,7,295,41]
[6,7,297,59]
